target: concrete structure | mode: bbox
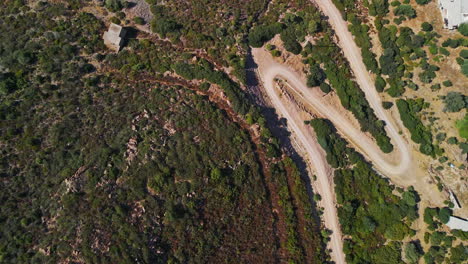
[446,216,468,231]
[103,23,126,52]
[438,0,468,29]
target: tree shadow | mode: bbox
[123,26,139,39]
[126,1,138,8]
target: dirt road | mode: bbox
[309,0,414,174]
[251,1,422,262]
[253,50,347,263]
[253,48,406,264]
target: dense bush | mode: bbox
[105,0,125,12]
[396,99,436,156]
[368,0,390,16]
[248,23,283,47]
[437,207,452,224]
[375,75,386,92]
[134,16,145,25]
[415,0,431,4]
[443,92,467,112]
[383,101,394,109]
[458,23,468,36]
[405,242,423,264]
[151,18,181,37]
[421,22,433,32]
[280,27,302,54]
[320,82,331,93]
[306,63,326,87]
[393,5,416,19]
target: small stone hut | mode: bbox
[103,23,126,52]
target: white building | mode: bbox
[446,216,468,231]
[438,0,468,29]
[103,23,126,52]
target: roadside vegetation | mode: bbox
[248,3,394,153]
[309,118,420,264]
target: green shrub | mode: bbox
[280,27,302,55]
[405,242,423,264]
[436,133,446,141]
[110,16,121,25]
[306,64,326,87]
[319,82,331,93]
[393,5,416,18]
[151,18,181,37]
[437,207,451,224]
[421,22,433,31]
[443,92,467,112]
[271,50,281,57]
[458,23,468,36]
[450,244,468,263]
[375,75,386,92]
[134,17,145,25]
[415,0,431,4]
[248,23,283,47]
[105,0,125,12]
[396,99,435,156]
[460,49,468,59]
[447,137,458,144]
[442,80,452,87]
[440,47,450,56]
[383,101,393,109]
[460,142,468,154]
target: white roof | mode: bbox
[439,0,468,29]
[446,216,468,231]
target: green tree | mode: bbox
[405,242,422,264]
[152,19,181,37]
[134,17,145,25]
[319,82,331,93]
[450,244,468,263]
[394,5,416,18]
[280,28,302,55]
[248,23,283,47]
[382,101,393,109]
[375,75,386,92]
[415,0,431,4]
[458,23,468,36]
[421,22,433,31]
[443,92,467,112]
[105,0,124,12]
[429,231,445,245]
[307,64,326,87]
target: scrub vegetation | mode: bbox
[0,0,329,263]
